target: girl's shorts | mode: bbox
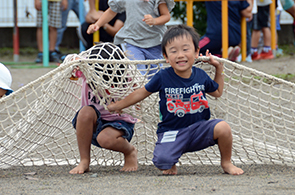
[72,105,135,148]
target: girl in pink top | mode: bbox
[69,43,138,174]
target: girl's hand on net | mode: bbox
[70,66,82,80]
[107,102,123,115]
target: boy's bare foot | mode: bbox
[222,162,244,175]
[69,162,90,174]
[120,147,138,172]
[162,165,177,175]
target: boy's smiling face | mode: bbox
[163,35,199,78]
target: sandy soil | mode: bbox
[1,56,295,195]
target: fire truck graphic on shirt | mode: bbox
[166,91,209,117]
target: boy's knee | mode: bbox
[152,153,177,170]
[214,121,232,139]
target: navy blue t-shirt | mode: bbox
[205,1,249,46]
[145,67,219,133]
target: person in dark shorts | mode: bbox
[76,0,126,50]
[108,25,244,176]
[250,0,274,60]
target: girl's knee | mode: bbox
[96,129,119,149]
[96,133,111,148]
[77,106,96,123]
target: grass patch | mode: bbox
[273,73,295,82]
[8,65,58,69]
[225,73,295,84]
[279,44,295,56]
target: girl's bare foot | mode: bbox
[120,147,138,172]
[162,165,177,175]
[69,162,90,174]
[222,162,244,175]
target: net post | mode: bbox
[13,0,19,62]
[221,0,228,59]
[79,0,86,52]
[42,0,49,67]
[93,0,99,44]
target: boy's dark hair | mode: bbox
[161,24,200,57]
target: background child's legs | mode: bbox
[48,1,62,62]
[125,43,162,77]
[49,26,57,52]
[262,27,271,46]
[251,30,261,49]
[142,45,163,76]
[251,29,262,60]
[125,43,146,75]
[36,27,43,52]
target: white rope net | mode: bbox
[1,43,295,169]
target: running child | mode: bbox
[86,0,175,76]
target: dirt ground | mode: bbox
[1,55,295,195]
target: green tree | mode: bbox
[171,1,207,36]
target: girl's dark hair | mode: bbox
[161,24,200,57]
[87,42,127,85]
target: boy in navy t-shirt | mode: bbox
[108,24,244,175]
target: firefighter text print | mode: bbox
[166,91,209,118]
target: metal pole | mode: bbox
[270,0,276,56]
[79,0,85,52]
[221,0,228,58]
[13,0,19,62]
[186,0,193,27]
[42,0,49,67]
[241,17,247,61]
[93,0,99,44]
